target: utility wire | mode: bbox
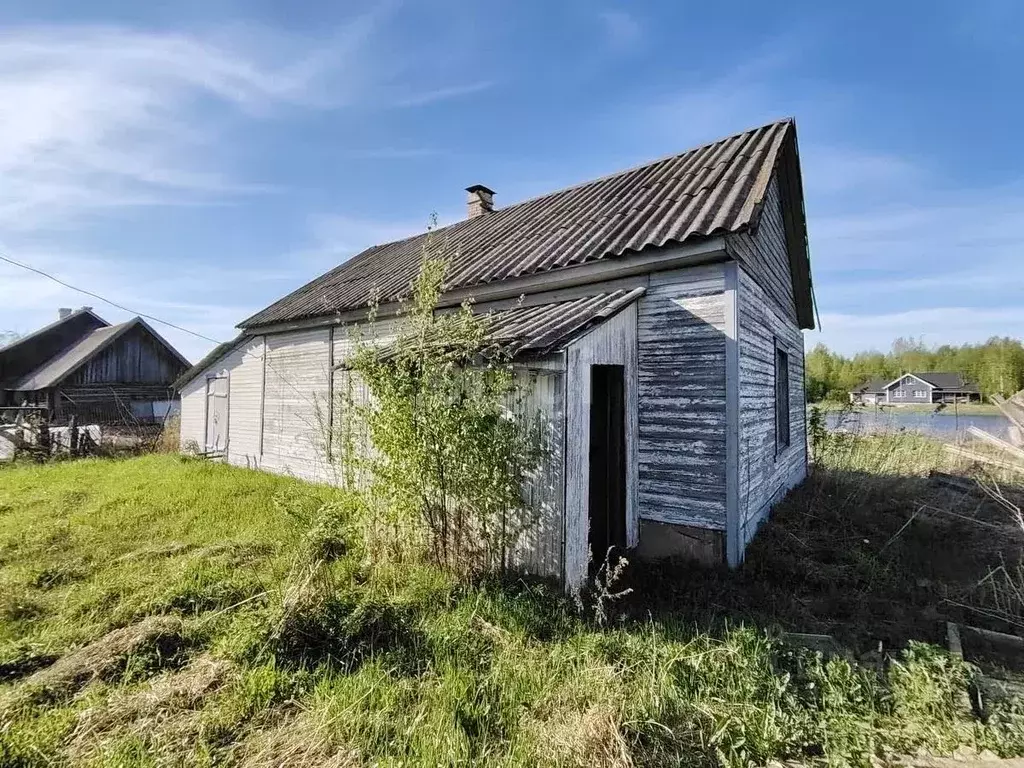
[0,251,325,406]
[0,252,223,344]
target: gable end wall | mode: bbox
[735,263,807,550]
[726,174,798,324]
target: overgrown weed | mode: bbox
[2,448,1024,765]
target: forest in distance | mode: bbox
[805,336,1024,403]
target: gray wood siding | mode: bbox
[885,375,934,404]
[261,329,333,484]
[736,265,807,548]
[637,264,728,530]
[67,326,185,385]
[508,364,565,580]
[565,303,639,589]
[727,174,797,324]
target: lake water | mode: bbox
[823,409,1013,440]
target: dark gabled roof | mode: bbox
[852,378,890,394]
[852,372,980,394]
[0,308,105,355]
[173,334,247,391]
[9,317,191,391]
[0,308,108,388]
[242,119,812,330]
[916,372,979,392]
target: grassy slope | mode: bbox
[1,451,1024,767]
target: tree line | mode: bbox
[805,336,1024,402]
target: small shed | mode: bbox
[0,308,190,425]
[176,119,816,586]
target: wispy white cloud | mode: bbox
[286,213,438,273]
[800,145,924,197]
[339,147,443,160]
[597,10,642,51]
[625,45,818,152]
[810,190,1024,273]
[0,21,379,230]
[810,306,1024,354]
[391,80,495,108]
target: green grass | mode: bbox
[2,452,1024,766]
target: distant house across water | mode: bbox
[849,373,980,405]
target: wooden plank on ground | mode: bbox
[944,444,1024,475]
[967,426,1024,462]
[992,393,1024,434]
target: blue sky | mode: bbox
[0,0,1021,363]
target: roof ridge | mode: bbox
[0,308,108,354]
[344,118,795,254]
[491,117,794,215]
[239,118,808,329]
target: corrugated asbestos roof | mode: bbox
[480,287,645,357]
[177,290,644,390]
[366,289,647,366]
[242,119,797,329]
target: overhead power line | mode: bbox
[0,252,223,344]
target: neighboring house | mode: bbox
[849,373,981,405]
[0,308,191,424]
[175,119,816,586]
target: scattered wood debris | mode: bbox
[943,390,1024,476]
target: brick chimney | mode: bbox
[466,184,495,218]
[58,307,73,320]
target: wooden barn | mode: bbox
[176,119,816,585]
[0,308,190,425]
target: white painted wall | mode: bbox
[223,337,265,469]
[176,318,568,582]
[261,328,333,484]
[564,303,639,589]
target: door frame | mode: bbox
[587,364,627,575]
[204,373,229,455]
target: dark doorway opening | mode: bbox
[588,364,627,575]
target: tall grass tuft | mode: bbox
[3,453,1024,765]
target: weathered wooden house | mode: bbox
[849,373,981,405]
[176,119,816,584]
[0,308,190,424]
